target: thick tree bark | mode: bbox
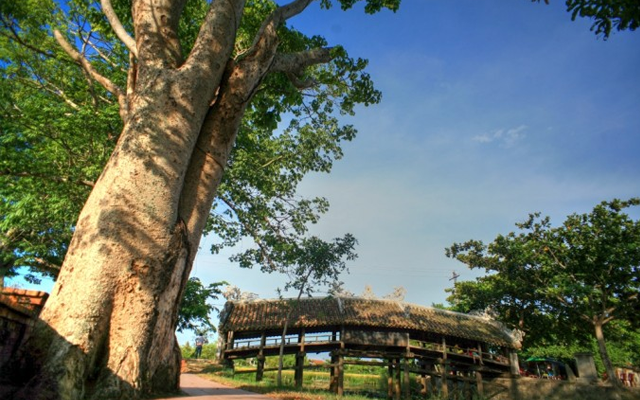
[11,0,328,398]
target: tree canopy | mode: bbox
[177,277,226,335]
[0,0,382,288]
[447,198,640,384]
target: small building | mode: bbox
[0,288,49,372]
[218,296,522,398]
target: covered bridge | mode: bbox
[218,297,522,398]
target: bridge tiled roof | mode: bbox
[219,297,521,349]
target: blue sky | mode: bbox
[190,1,640,309]
[8,1,640,344]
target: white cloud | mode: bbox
[473,125,527,147]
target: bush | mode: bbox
[180,342,218,359]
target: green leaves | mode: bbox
[447,198,640,370]
[3,0,381,289]
[177,277,227,334]
[321,0,401,14]
[565,0,640,38]
[1,0,122,283]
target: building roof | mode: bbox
[219,296,521,349]
[0,288,49,318]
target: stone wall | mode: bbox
[486,377,640,400]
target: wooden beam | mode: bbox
[387,359,393,400]
[441,337,448,399]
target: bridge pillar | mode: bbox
[441,337,449,399]
[256,354,265,382]
[295,351,305,388]
[418,359,431,398]
[387,359,394,400]
[256,332,266,381]
[337,353,344,396]
[509,350,520,376]
[394,358,401,400]
[402,357,410,400]
[330,353,338,393]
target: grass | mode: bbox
[197,363,384,400]
[192,362,493,400]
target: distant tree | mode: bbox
[177,277,226,335]
[275,234,357,386]
[447,198,640,387]
[444,273,579,348]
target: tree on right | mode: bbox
[447,198,640,387]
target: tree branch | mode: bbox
[276,0,315,22]
[0,17,73,65]
[100,0,138,58]
[15,76,80,110]
[0,170,95,188]
[33,258,62,276]
[184,0,244,73]
[220,195,280,273]
[271,48,333,71]
[53,30,126,110]
[242,0,314,65]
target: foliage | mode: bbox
[279,234,358,297]
[274,234,357,384]
[565,0,640,38]
[0,0,122,286]
[180,342,218,360]
[177,277,226,335]
[447,198,640,384]
[1,0,380,290]
[534,0,640,38]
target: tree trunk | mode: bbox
[9,0,330,397]
[594,320,621,388]
[13,68,212,399]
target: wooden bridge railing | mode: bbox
[232,333,336,350]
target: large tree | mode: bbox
[1,0,637,398]
[3,0,393,398]
[447,198,640,387]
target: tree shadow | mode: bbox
[1,312,181,400]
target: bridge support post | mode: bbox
[475,370,483,397]
[330,353,337,393]
[418,359,431,398]
[295,351,305,388]
[256,332,266,382]
[337,353,344,396]
[509,350,520,377]
[402,357,410,400]
[256,355,265,382]
[394,358,401,400]
[441,337,449,399]
[387,359,394,400]
[329,352,343,395]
